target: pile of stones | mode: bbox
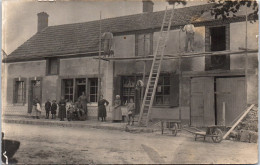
[228,106,258,143]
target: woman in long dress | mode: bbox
[98,95,109,122]
[112,95,122,122]
[32,97,40,119]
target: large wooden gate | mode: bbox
[191,77,215,127]
[216,77,246,126]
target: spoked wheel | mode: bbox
[211,128,223,143]
[172,123,178,136]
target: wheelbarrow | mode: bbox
[184,126,224,143]
[160,120,182,136]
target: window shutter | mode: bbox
[113,76,121,105]
[28,80,32,113]
[23,79,27,105]
[170,74,179,107]
[13,79,17,104]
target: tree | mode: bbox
[209,0,258,22]
[167,0,258,22]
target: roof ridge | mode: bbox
[46,3,215,29]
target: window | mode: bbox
[136,33,153,56]
[205,25,230,70]
[46,58,59,75]
[64,79,73,101]
[14,81,25,103]
[89,78,98,102]
[155,76,171,105]
[122,76,136,104]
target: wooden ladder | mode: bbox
[138,7,174,126]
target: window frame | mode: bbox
[61,77,99,103]
[154,75,171,106]
[46,58,60,75]
[88,78,98,103]
[13,78,26,105]
[135,33,153,57]
[205,24,230,71]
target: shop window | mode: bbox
[155,76,171,105]
[63,79,73,101]
[136,33,153,56]
[46,58,59,75]
[89,78,98,102]
[122,77,136,104]
[14,81,25,103]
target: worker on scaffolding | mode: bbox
[181,18,195,52]
[102,31,114,57]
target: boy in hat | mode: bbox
[51,100,57,119]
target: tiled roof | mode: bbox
[4,3,216,62]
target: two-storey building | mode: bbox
[2,1,258,126]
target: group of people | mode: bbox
[30,93,136,125]
[111,95,135,125]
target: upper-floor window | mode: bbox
[205,25,230,70]
[46,58,59,75]
[136,33,153,56]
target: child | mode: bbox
[127,98,135,126]
[51,100,57,119]
[67,103,75,121]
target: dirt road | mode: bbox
[2,123,258,164]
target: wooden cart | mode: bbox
[184,126,224,143]
[160,120,182,136]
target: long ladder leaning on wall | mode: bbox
[138,7,175,126]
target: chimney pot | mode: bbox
[37,12,49,32]
[143,0,154,13]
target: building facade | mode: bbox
[2,2,258,126]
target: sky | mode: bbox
[2,0,207,54]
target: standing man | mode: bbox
[78,92,89,120]
[102,31,113,57]
[59,96,66,121]
[45,99,51,119]
[182,19,195,52]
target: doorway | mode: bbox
[190,77,215,127]
[75,78,86,101]
[215,77,246,126]
[190,76,246,127]
[28,79,42,113]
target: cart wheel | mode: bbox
[211,128,223,143]
[172,123,178,136]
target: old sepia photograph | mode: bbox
[1,0,259,164]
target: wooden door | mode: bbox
[216,77,246,126]
[28,80,42,113]
[191,77,215,127]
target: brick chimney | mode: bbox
[143,0,154,13]
[37,12,49,32]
